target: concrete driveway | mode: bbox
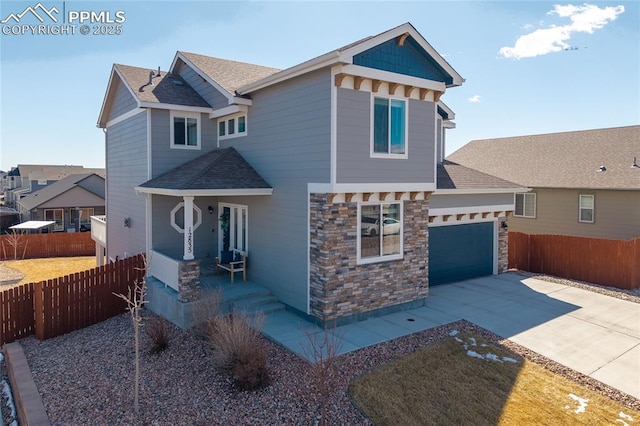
[424,273,640,399]
[264,272,639,399]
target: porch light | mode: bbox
[208,205,214,214]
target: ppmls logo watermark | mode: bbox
[1,2,126,36]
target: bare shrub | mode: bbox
[191,289,222,340]
[304,322,344,426]
[145,315,172,354]
[206,310,270,390]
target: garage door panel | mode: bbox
[429,222,493,286]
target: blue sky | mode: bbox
[1,1,638,171]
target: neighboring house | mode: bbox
[2,164,105,208]
[97,23,524,327]
[448,126,640,241]
[16,173,106,232]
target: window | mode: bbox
[359,202,402,263]
[372,97,406,157]
[70,208,94,226]
[218,114,247,140]
[44,208,64,232]
[579,194,594,223]
[515,193,536,218]
[171,111,200,149]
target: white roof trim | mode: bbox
[437,101,455,120]
[429,204,514,216]
[105,108,146,128]
[138,102,214,114]
[210,104,249,119]
[308,182,437,193]
[135,187,273,197]
[337,64,446,92]
[238,51,340,94]
[97,65,142,128]
[433,187,530,195]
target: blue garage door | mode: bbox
[429,222,494,286]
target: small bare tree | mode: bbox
[2,229,28,260]
[304,321,344,426]
[114,258,148,415]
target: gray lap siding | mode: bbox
[107,79,138,122]
[105,111,148,259]
[217,69,332,313]
[336,88,436,184]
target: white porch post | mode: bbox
[183,196,195,260]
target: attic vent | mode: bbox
[632,157,639,169]
[172,79,184,86]
[597,165,606,172]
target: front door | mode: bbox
[218,203,248,253]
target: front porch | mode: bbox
[146,254,285,329]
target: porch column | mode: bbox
[183,196,195,260]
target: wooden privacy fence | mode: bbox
[0,232,96,260]
[0,254,145,345]
[508,232,639,290]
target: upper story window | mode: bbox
[358,202,403,264]
[372,96,407,158]
[171,111,200,149]
[219,114,247,140]
[514,193,536,218]
[579,194,594,223]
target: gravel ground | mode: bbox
[6,273,640,425]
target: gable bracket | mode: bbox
[397,33,409,46]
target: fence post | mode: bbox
[34,281,44,340]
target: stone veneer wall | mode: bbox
[309,194,429,322]
[498,216,509,273]
[178,260,200,303]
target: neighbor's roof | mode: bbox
[13,164,85,180]
[114,64,211,108]
[437,161,524,191]
[178,52,281,96]
[137,147,271,195]
[447,126,640,190]
[17,173,105,211]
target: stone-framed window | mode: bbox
[358,202,403,264]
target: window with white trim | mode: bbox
[170,111,200,149]
[44,208,64,232]
[70,208,94,226]
[372,96,407,157]
[359,202,402,263]
[579,194,594,223]
[514,193,536,218]
[218,114,247,140]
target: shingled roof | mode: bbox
[138,147,271,193]
[17,173,105,211]
[437,161,523,190]
[448,126,640,190]
[178,52,281,96]
[115,64,211,108]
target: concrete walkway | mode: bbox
[262,272,640,399]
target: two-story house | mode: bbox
[97,23,525,327]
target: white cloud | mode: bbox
[468,95,482,103]
[499,4,624,59]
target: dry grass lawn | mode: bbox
[1,256,96,287]
[351,332,640,425]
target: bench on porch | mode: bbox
[216,249,247,283]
